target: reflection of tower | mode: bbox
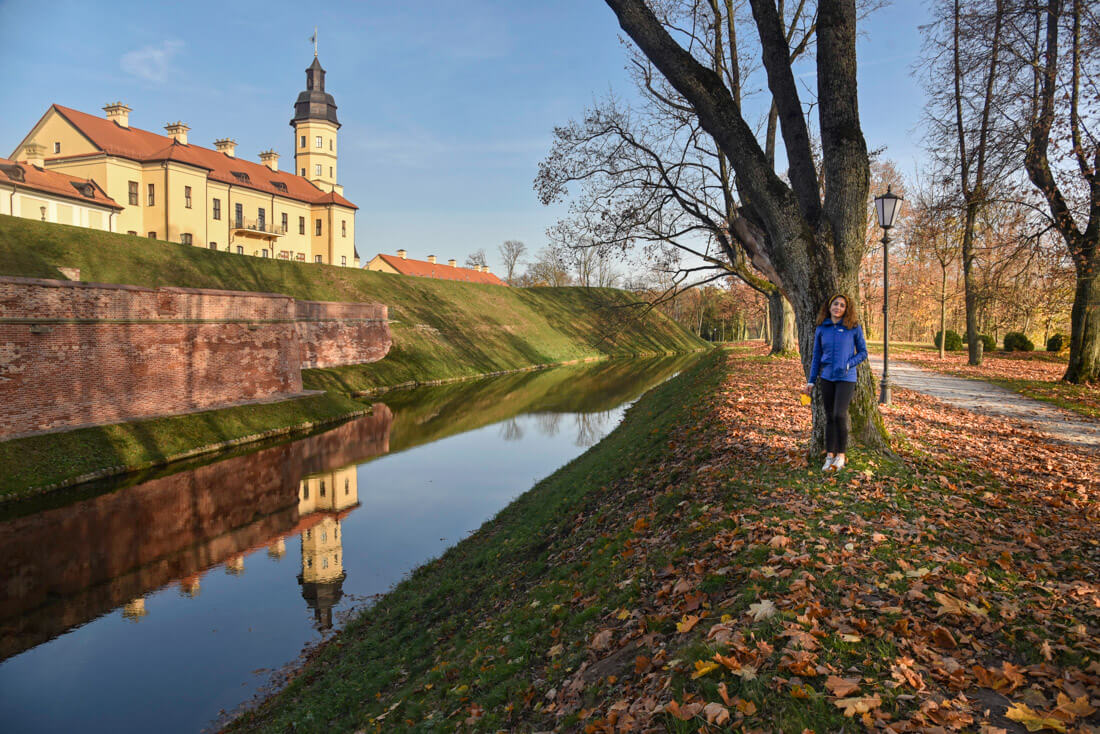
[297,466,357,630]
[122,597,147,622]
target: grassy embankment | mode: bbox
[0,216,706,496]
[228,345,1099,733]
[868,341,1098,419]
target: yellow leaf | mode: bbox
[735,698,757,715]
[834,695,882,717]
[691,660,720,679]
[1054,692,1097,718]
[616,609,631,620]
[1005,702,1067,732]
[676,614,701,633]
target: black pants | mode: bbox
[820,379,856,454]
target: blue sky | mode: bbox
[0,0,930,274]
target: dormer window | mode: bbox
[0,164,25,182]
[70,182,95,199]
[231,171,251,183]
[271,181,288,192]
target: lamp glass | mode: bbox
[875,190,903,229]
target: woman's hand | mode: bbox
[804,383,814,394]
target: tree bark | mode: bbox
[767,290,798,354]
[1065,266,1100,382]
[940,265,948,359]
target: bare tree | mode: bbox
[1014,0,1100,382]
[602,0,888,452]
[498,240,528,283]
[464,249,488,269]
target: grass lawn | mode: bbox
[227,346,1099,733]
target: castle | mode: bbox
[7,54,359,267]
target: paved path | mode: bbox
[868,356,1100,451]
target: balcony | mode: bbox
[230,219,286,240]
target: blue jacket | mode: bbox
[809,320,868,383]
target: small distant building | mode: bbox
[0,156,122,230]
[366,249,507,286]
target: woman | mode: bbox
[804,294,867,472]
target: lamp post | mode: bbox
[874,187,903,404]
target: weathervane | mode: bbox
[311,26,318,57]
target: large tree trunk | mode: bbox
[961,206,983,365]
[767,291,798,354]
[939,266,948,359]
[1065,264,1100,383]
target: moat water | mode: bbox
[0,354,698,733]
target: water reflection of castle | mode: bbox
[0,408,391,661]
[296,467,357,630]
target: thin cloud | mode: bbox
[120,40,184,83]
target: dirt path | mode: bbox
[869,355,1100,451]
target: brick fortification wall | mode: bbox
[0,277,390,439]
[295,300,390,369]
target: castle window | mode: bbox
[299,216,305,235]
[180,233,192,245]
[315,218,322,236]
[300,135,306,148]
[148,231,156,238]
[320,480,326,497]
[271,181,288,193]
[306,558,312,568]
[231,171,251,184]
[257,207,265,230]
[234,203,243,227]
[329,166,333,178]
[345,478,349,494]
[281,212,288,232]
[261,249,269,258]
[329,139,333,151]
[301,168,306,176]
[184,186,192,208]
[236,245,244,255]
[147,184,155,206]
[341,220,346,237]
[127,230,137,236]
[315,255,322,263]
[322,558,328,569]
[212,198,221,220]
[54,142,60,154]
[315,135,322,148]
[128,181,138,205]
[209,242,217,250]
[314,164,322,177]
[341,255,347,266]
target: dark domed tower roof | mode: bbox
[291,56,340,128]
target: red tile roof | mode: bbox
[375,253,507,286]
[0,157,122,210]
[46,105,356,209]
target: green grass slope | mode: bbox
[0,216,707,392]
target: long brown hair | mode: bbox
[815,294,859,328]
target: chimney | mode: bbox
[214,138,238,157]
[164,121,189,144]
[427,255,437,264]
[483,265,491,273]
[396,249,407,259]
[21,142,45,167]
[448,258,457,267]
[259,149,279,171]
[103,102,131,128]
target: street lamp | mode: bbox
[874,187,903,404]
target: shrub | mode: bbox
[979,334,996,353]
[1003,331,1034,352]
[1046,333,1066,352]
[934,329,964,351]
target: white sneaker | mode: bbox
[822,455,836,472]
[831,455,846,472]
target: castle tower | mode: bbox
[298,516,346,630]
[291,55,340,193]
